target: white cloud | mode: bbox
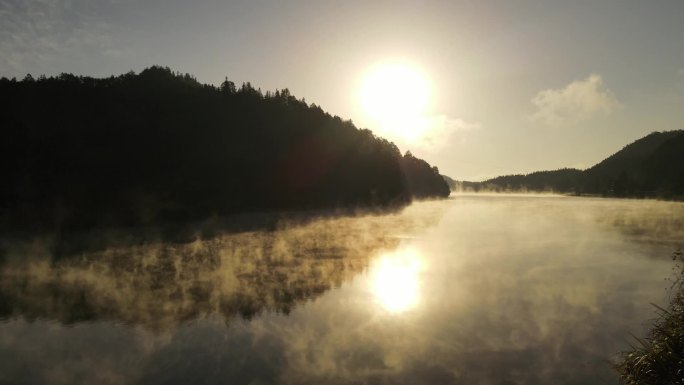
[431,115,481,132]
[530,74,620,126]
[373,111,480,151]
[416,114,480,150]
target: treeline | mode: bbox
[0,66,449,232]
[478,168,584,193]
[455,130,684,199]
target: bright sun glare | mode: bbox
[371,249,423,313]
[358,62,432,143]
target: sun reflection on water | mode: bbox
[371,249,423,313]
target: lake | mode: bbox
[1,194,683,385]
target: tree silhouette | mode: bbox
[0,66,450,232]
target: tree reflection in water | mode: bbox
[0,206,443,330]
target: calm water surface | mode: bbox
[1,194,683,385]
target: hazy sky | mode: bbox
[2,0,684,180]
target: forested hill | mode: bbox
[0,66,449,232]
[460,130,684,199]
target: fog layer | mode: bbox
[1,195,682,385]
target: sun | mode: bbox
[357,62,432,143]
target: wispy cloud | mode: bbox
[0,0,121,76]
[530,74,620,126]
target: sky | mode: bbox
[2,0,684,181]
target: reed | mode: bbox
[615,250,684,384]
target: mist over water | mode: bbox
[1,195,682,385]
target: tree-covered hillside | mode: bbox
[583,130,684,197]
[0,66,449,232]
[481,168,584,193]
[459,131,684,199]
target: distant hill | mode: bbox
[0,66,449,232]
[458,130,684,199]
[583,130,684,197]
[481,168,584,192]
[441,174,458,190]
